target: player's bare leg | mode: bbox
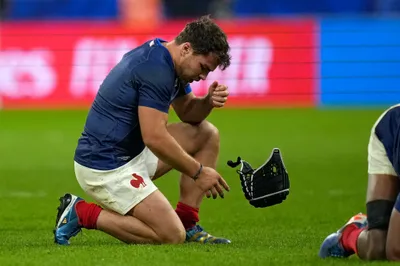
[97,190,185,244]
[355,174,398,260]
[153,120,220,204]
[170,121,220,204]
[319,174,398,260]
[153,120,231,243]
[384,195,400,260]
[54,190,185,245]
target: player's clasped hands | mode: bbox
[195,166,230,199]
[208,81,229,108]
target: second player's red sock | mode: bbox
[175,202,199,230]
[340,224,365,254]
[75,200,102,229]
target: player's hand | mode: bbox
[195,166,230,199]
[207,81,229,108]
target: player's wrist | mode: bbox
[191,163,203,180]
[204,94,213,108]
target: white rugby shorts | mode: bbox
[74,147,159,215]
[368,104,400,176]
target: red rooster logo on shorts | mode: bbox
[130,173,147,188]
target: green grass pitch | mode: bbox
[0,108,393,266]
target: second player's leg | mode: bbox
[356,174,398,260]
[385,195,400,260]
[318,174,398,260]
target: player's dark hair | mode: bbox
[175,15,231,70]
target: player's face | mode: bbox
[177,43,218,83]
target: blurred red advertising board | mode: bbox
[0,19,317,109]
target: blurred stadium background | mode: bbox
[0,0,400,265]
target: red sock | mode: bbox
[75,200,102,229]
[175,202,199,230]
[340,224,365,254]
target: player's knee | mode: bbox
[182,120,220,155]
[196,120,220,147]
[201,120,219,138]
[158,225,186,244]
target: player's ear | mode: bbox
[181,42,192,56]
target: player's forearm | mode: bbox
[143,130,200,178]
[181,96,213,124]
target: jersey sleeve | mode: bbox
[136,62,173,114]
[175,84,193,99]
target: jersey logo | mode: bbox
[118,156,131,161]
[130,173,147,188]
